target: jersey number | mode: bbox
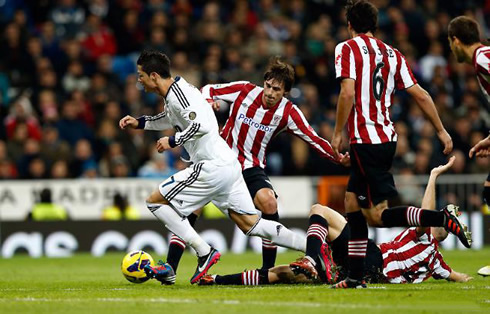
[372,62,385,101]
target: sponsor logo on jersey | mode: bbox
[238,113,274,132]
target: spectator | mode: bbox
[27,188,69,221]
[102,193,140,220]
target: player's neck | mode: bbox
[352,31,374,38]
[157,77,175,98]
[464,42,483,64]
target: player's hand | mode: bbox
[430,155,455,176]
[331,132,342,159]
[156,137,171,153]
[211,101,220,111]
[469,135,490,158]
[338,152,351,167]
[119,115,138,129]
[437,129,453,155]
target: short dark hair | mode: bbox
[345,0,378,34]
[448,16,481,46]
[263,57,295,92]
[137,49,171,78]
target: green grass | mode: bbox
[0,248,489,314]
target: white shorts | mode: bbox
[158,160,257,217]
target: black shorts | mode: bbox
[347,142,398,208]
[487,172,490,182]
[242,167,277,200]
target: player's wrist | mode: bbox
[168,136,177,148]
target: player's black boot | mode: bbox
[442,205,472,248]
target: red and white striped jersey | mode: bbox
[379,228,452,284]
[473,45,490,103]
[335,34,417,144]
[201,81,337,170]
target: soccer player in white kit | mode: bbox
[119,50,306,284]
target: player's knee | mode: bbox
[309,204,326,217]
[258,195,277,215]
[364,207,384,227]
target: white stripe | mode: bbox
[383,243,435,275]
[256,99,288,168]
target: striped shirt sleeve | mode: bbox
[201,81,250,103]
[286,105,338,163]
[335,42,356,80]
[430,250,452,280]
[394,50,417,90]
[476,50,490,75]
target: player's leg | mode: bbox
[166,209,201,273]
[253,188,279,270]
[243,167,280,270]
[199,268,273,286]
[146,163,223,284]
[229,211,306,252]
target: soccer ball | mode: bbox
[121,250,155,283]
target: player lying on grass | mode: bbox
[199,156,473,286]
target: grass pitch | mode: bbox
[0,248,489,313]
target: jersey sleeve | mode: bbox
[136,112,173,131]
[286,105,338,163]
[394,50,417,90]
[201,81,250,103]
[430,250,452,280]
[335,42,356,80]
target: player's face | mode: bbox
[448,37,465,63]
[262,79,286,107]
[137,65,158,92]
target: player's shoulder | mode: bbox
[335,38,355,51]
[475,45,490,64]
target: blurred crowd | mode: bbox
[0,0,488,181]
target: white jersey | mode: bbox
[138,77,237,165]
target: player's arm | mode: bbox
[286,105,339,164]
[405,86,452,155]
[201,81,249,110]
[119,112,172,131]
[415,156,455,236]
[332,42,356,158]
[469,134,490,158]
[332,78,355,158]
[447,270,473,283]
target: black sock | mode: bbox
[215,269,268,285]
[381,206,444,227]
[484,186,490,206]
[166,213,199,272]
[261,212,279,270]
[347,211,368,280]
[306,214,328,263]
[215,273,242,285]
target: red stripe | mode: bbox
[341,43,351,78]
[209,83,245,96]
[263,101,292,167]
[362,36,389,143]
[250,100,281,167]
[375,38,393,131]
[221,84,256,145]
[348,40,370,144]
[236,92,263,167]
[394,50,404,90]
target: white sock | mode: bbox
[148,203,211,257]
[246,218,306,252]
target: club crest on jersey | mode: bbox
[273,115,281,124]
[189,111,196,120]
[238,113,273,132]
